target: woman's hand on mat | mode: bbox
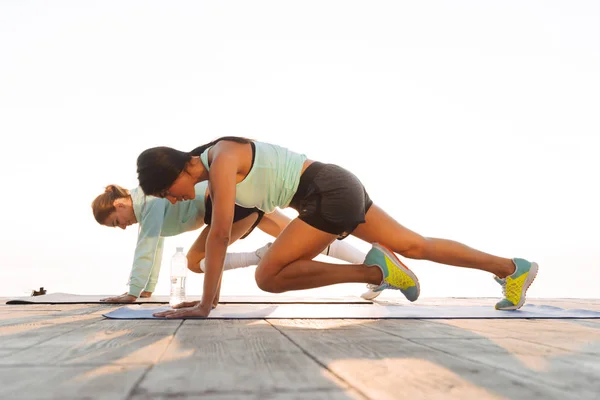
[172,301,201,308]
[153,302,212,318]
[100,293,137,303]
[139,291,152,298]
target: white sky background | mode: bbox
[0,1,598,299]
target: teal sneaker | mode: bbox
[363,243,420,302]
[495,258,539,310]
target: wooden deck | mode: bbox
[0,298,599,399]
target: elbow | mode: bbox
[209,229,231,247]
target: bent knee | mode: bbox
[255,277,285,293]
[397,237,428,260]
[255,267,285,293]
[187,263,203,274]
[186,254,204,274]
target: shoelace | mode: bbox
[366,268,413,291]
[386,267,414,290]
[500,280,507,297]
[505,280,522,302]
[495,276,507,296]
[498,278,521,303]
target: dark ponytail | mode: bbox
[137,136,253,195]
[137,147,190,195]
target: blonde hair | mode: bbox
[91,184,130,224]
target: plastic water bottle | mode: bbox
[169,247,187,307]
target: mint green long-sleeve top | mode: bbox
[127,182,208,296]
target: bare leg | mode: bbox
[255,218,382,293]
[186,212,260,273]
[257,208,290,237]
[260,209,366,263]
[352,205,516,278]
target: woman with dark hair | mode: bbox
[137,137,538,318]
[91,180,376,305]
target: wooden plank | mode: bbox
[407,336,600,399]
[0,320,100,349]
[0,306,113,350]
[272,319,484,341]
[0,310,62,320]
[130,390,364,400]
[0,313,76,328]
[0,365,148,400]
[0,314,105,349]
[0,304,111,314]
[339,319,487,339]
[0,314,99,329]
[0,306,109,325]
[0,306,115,334]
[271,319,570,400]
[367,319,600,356]
[0,349,17,358]
[0,319,181,366]
[137,320,349,396]
[429,319,600,355]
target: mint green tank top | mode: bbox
[200,140,307,213]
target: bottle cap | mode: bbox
[176,247,184,252]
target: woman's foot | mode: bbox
[363,243,420,302]
[494,258,539,310]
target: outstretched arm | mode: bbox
[201,144,247,313]
[154,141,241,318]
[101,198,166,303]
[143,237,164,294]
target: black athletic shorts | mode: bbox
[288,161,373,240]
[204,196,265,239]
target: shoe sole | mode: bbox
[373,243,420,301]
[499,262,539,311]
[360,289,382,300]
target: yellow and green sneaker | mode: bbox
[495,258,539,310]
[364,243,420,302]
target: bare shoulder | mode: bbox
[209,139,249,158]
[209,139,253,173]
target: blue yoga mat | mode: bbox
[103,303,600,320]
